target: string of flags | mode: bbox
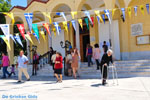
[0,3,150,50]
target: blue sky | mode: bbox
[11,0,27,7]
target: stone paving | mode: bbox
[0,64,150,100]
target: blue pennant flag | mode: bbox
[67,23,70,31]
[56,12,67,21]
[146,4,149,14]
[33,33,40,43]
[121,8,126,21]
[71,20,76,31]
[10,34,16,44]
[84,11,93,24]
[102,14,105,24]
[14,34,23,47]
[104,10,111,24]
[96,16,100,22]
[24,13,33,32]
[134,6,138,16]
[53,22,60,35]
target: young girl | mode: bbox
[54,52,63,83]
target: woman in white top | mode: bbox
[93,44,101,70]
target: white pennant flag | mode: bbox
[0,24,10,41]
[14,34,23,47]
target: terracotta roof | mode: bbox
[9,0,49,12]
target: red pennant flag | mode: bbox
[17,24,25,40]
[91,17,94,27]
[43,23,51,36]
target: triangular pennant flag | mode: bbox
[84,18,89,29]
[112,9,116,18]
[40,31,46,41]
[14,34,23,47]
[53,22,60,35]
[62,21,68,33]
[104,10,111,24]
[71,11,77,19]
[32,24,40,39]
[96,16,100,23]
[134,6,138,16]
[94,10,103,23]
[3,36,11,50]
[91,17,94,26]
[71,20,77,31]
[43,12,52,24]
[17,24,26,40]
[0,24,10,41]
[102,14,105,24]
[56,12,67,21]
[84,11,93,25]
[121,8,126,22]
[24,13,33,32]
[3,13,15,25]
[67,23,70,31]
[140,5,144,16]
[78,19,83,29]
[52,28,57,37]
[25,34,33,44]
[9,34,16,44]
[43,23,51,37]
[128,7,132,18]
[33,33,40,43]
[146,4,149,14]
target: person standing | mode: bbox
[32,51,39,76]
[102,41,108,54]
[10,64,16,76]
[66,51,72,76]
[54,52,63,83]
[1,52,11,79]
[71,48,80,79]
[86,44,93,67]
[100,49,114,85]
[16,50,30,82]
[93,44,101,70]
[48,47,54,65]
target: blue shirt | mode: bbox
[18,55,28,68]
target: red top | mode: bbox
[55,56,63,69]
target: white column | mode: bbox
[75,20,80,52]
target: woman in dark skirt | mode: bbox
[100,49,114,85]
[32,51,39,76]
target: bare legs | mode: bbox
[72,67,78,79]
[55,73,62,82]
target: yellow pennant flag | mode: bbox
[78,19,83,29]
[71,11,77,19]
[40,31,46,41]
[3,13,15,25]
[53,28,57,37]
[112,9,116,18]
[94,10,103,23]
[62,21,68,33]
[140,5,145,16]
[43,12,52,24]
[128,7,132,18]
[25,34,33,44]
[2,37,11,50]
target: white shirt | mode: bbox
[18,55,28,68]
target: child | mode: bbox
[54,52,63,83]
[10,64,16,76]
[66,51,72,76]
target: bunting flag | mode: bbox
[14,34,23,47]
[96,16,100,23]
[94,10,103,23]
[134,6,138,16]
[84,11,93,25]
[67,23,70,31]
[104,10,111,24]
[91,17,94,26]
[52,28,57,37]
[0,24,10,41]
[62,21,68,33]
[3,13,15,25]
[0,35,11,50]
[146,4,149,14]
[71,20,76,31]
[17,24,26,40]
[71,11,77,19]
[40,31,46,41]
[27,31,31,37]
[10,34,16,44]
[78,19,83,29]
[24,13,33,32]
[25,34,33,44]
[43,12,52,24]
[43,23,51,36]
[84,18,89,29]
[121,8,126,21]
[112,9,116,18]
[140,5,144,15]
[102,14,105,24]
[32,24,40,39]
[56,12,67,21]
[33,33,40,43]
[53,22,60,35]
[128,7,132,18]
